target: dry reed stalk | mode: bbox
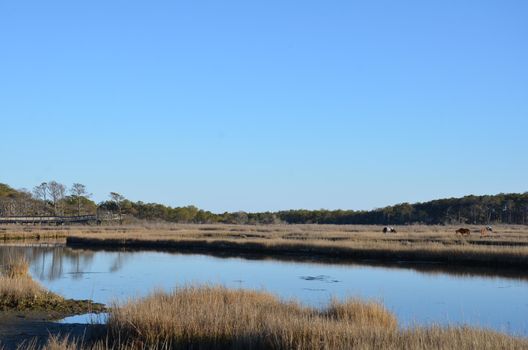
[2,256,29,278]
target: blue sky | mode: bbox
[1,1,527,212]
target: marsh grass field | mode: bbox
[3,223,528,269]
[48,223,528,269]
[2,224,528,349]
[0,226,69,241]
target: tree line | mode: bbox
[0,182,96,217]
[1,182,527,225]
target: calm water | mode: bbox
[1,244,527,336]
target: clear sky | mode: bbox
[1,1,527,213]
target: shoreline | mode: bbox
[65,239,528,281]
[0,312,104,350]
[67,235,528,270]
[2,234,528,349]
[0,259,106,350]
[8,286,528,350]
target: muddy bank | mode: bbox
[1,295,105,316]
[0,265,106,349]
[0,300,105,349]
[0,312,104,350]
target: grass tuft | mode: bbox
[2,256,29,278]
[324,298,398,329]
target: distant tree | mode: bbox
[48,181,66,215]
[3,180,528,225]
[232,211,249,225]
[383,206,394,224]
[70,183,91,216]
[33,182,48,202]
[110,192,126,224]
[504,200,515,224]
[33,182,50,215]
[16,188,36,215]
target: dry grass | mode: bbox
[0,225,69,241]
[105,285,398,348]
[2,256,29,278]
[323,298,398,329]
[2,223,528,268]
[56,224,528,269]
[0,257,38,304]
[20,286,528,350]
[3,225,528,348]
[0,257,64,310]
[0,275,51,310]
[0,257,104,313]
[59,223,528,247]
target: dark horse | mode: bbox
[383,226,397,234]
[455,228,471,236]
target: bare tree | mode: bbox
[17,188,36,215]
[48,181,66,216]
[110,192,125,224]
[33,182,50,215]
[70,183,91,216]
[33,182,48,201]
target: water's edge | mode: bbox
[67,238,528,281]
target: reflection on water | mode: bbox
[0,244,133,281]
[1,244,527,336]
[59,313,108,324]
[0,244,96,281]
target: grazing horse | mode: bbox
[455,228,471,236]
[480,226,493,238]
[383,226,397,234]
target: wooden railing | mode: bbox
[0,215,98,225]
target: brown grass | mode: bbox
[324,298,398,329]
[57,224,528,269]
[0,257,104,313]
[2,256,29,278]
[0,257,65,310]
[3,224,528,348]
[0,275,51,310]
[106,286,398,348]
[0,225,69,241]
[19,286,528,350]
[2,223,528,270]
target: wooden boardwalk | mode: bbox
[0,215,98,225]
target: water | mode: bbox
[58,313,108,324]
[2,244,527,335]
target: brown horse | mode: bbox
[455,228,471,236]
[480,226,493,237]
